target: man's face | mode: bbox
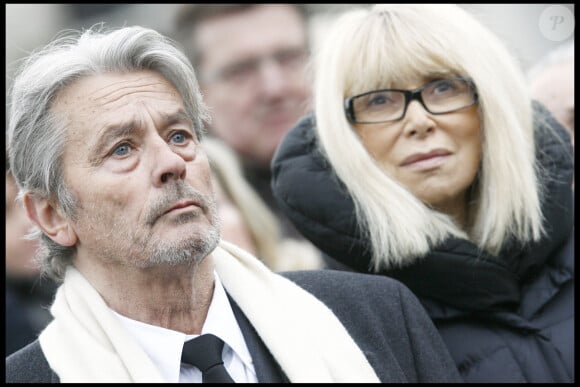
[51,70,220,269]
[195,5,311,168]
[530,59,574,148]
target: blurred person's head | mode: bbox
[208,156,258,257]
[528,40,574,147]
[203,137,321,271]
[7,25,219,283]
[311,4,544,269]
[6,156,40,279]
[174,4,312,170]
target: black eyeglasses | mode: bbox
[344,77,478,124]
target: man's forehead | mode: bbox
[56,70,173,100]
[52,70,188,147]
[52,71,185,124]
[195,6,307,65]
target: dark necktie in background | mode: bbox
[181,334,236,383]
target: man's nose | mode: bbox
[257,58,289,96]
[150,137,187,186]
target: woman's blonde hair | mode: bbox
[202,137,322,271]
[313,4,543,271]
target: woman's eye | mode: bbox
[112,143,132,157]
[370,96,387,106]
[366,92,398,108]
[434,84,452,93]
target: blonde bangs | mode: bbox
[343,10,465,98]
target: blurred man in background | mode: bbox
[529,39,574,148]
[173,4,312,239]
[6,156,56,356]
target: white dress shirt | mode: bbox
[112,271,258,383]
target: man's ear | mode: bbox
[23,193,77,247]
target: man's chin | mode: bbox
[143,228,220,266]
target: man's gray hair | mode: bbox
[7,24,210,281]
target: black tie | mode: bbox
[181,334,236,383]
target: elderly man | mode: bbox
[6,25,460,383]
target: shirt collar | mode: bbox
[111,270,253,382]
[198,271,253,367]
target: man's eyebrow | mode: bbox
[89,110,195,163]
[90,123,140,163]
[161,110,195,128]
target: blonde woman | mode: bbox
[272,4,573,383]
[203,137,322,272]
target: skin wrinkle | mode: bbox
[88,77,169,102]
[77,77,195,167]
[74,179,210,269]
[89,109,194,167]
[89,124,141,167]
[145,182,211,226]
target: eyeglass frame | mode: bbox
[344,77,479,124]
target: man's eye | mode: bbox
[223,61,258,81]
[112,143,132,157]
[170,132,188,144]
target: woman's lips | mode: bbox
[401,149,452,170]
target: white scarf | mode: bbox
[39,241,379,382]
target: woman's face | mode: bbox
[352,76,482,223]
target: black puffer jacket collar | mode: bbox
[272,102,573,316]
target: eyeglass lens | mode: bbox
[351,78,475,123]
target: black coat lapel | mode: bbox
[228,294,289,383]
